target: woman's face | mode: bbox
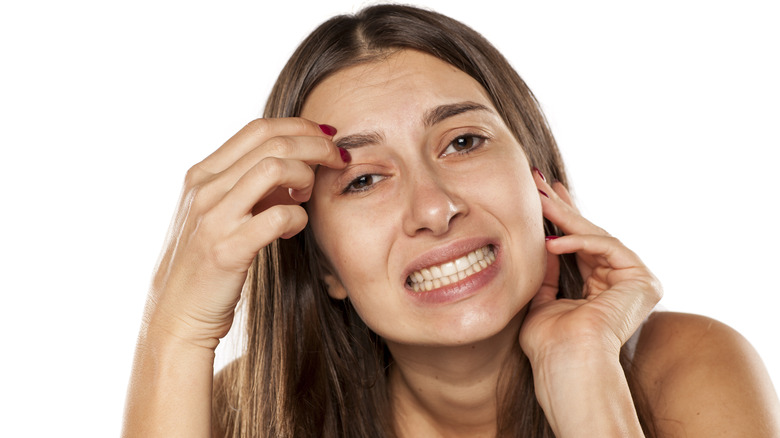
[303,50,546,347]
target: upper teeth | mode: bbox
[407,245,496,292]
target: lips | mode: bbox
[406,244,496,292]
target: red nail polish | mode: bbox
[319,124,337,136]
[533,167,547,182]
[538,189,549,198]
[339,147,351,163]
[545,235,559,241]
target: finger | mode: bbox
[215,133,347,192]
[533,168,607,237]
[227,204,309,264]
[216,157,316,218]
[198,118,337,173]
[545,234,645,271]
[203,133,347,214]
[547,234,661,335]
[550,181,579,214]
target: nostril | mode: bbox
[402,180,469,236]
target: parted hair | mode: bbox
[212,4,656,437]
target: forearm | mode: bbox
[531,348,644,438]
[122,323,216,438]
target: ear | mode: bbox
[323,273,348,300]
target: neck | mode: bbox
[387,313,523,438]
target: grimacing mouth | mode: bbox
[406,244,496,292]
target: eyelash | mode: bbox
[441,133,488,157]
[341,134,488,194]
[341,174,386,194]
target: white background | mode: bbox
[1,0,778,436]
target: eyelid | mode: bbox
[440,132,490,157]
[334,129,492,195]
[336,163,391,195]
[341,173,386,194]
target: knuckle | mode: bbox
[208,239,236,271]
[186,182,215,212]
[184,165,207,189]
[264,136,295,157]
[632,271,663,302]
[192,214,232,268]
[291,117,311,133]
[244,118,270,138]
[183,167,221,214]
[266,206,293,231]
[317,136,337,157]
[266,206,306,236]
[648,276,664,300]
[256,156,286,181]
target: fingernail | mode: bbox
[538,189,549,198]
[339,147,351,163]
[533,167,546,182]
[545,235,559,241]
[319,124,337,136]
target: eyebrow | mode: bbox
[423,101,491,127]
[334,101,492,151]
[335,131,384,151]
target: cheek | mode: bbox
[475,154,546,280]
[308,196,396,291]
[500,173,543,228]
[469,151,543,231]
[314,217,401,338]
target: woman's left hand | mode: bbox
[519,169,663,365]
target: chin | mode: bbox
[383,303,526,349]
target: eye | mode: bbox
[343,174,386,194]
[441,134,486,156]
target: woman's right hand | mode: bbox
[145,118,348,351]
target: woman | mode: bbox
[123,4,780,437]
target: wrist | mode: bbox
[141,302,226,353]
[529,347,643,437]
[125,309,217,437]
[526,335,620,371]
[530,346,620,408]
[138,320,220,362]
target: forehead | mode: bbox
[300,50,494,125]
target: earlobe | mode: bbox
[323,274,348,300]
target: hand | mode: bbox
[519,169,663,365]
[145,118,347,350]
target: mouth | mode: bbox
[406,244,496,292]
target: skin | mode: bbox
[303,51,548,435]
[302,50,658,436]
[122,49,780,437]
[304,52,547,347]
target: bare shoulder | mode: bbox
[632,311,780,437]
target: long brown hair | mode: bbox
[213,4,656,437]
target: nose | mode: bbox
[402,172,468,237]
